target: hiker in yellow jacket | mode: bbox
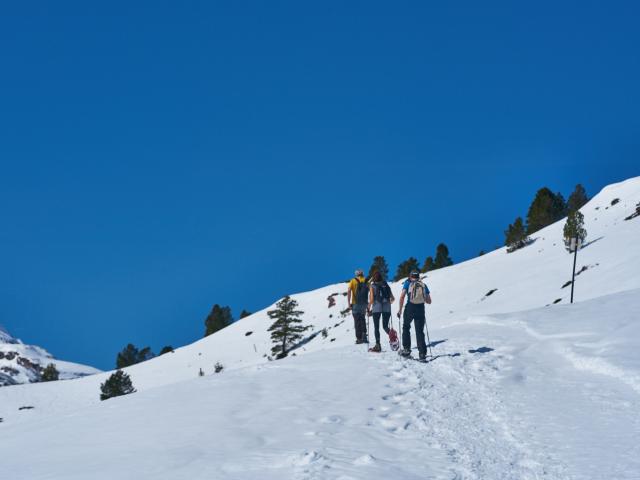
[347,269,368,344]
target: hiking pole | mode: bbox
[424,317,433,358]
[397,309,402,352]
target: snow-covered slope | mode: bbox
[2,290,640,479]
[0,326,100,387]
[1,176,639,479]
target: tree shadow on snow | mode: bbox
[468,346,494,354]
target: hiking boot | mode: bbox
[355,338,365,344]
[418,353,427,362]
[370,343,381,353]
[400,348,411,357]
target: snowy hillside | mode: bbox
[1,176,639,479]
[3,290,640,479]
[0,325,100,387]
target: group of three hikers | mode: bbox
[347,269,432,361]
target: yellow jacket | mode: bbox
[348,275,367,305]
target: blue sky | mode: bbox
[1,1,638,370]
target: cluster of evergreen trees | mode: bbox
[364,247,456,283]
[113,304,253,369]
[204,305,252,337]
[116,344,157,369]
[390,243,454,281]
[505,184,589,253]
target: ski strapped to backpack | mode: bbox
[408,280,428,304]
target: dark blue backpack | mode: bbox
[354,279,369,305]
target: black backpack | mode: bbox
[354,278,369,305]
[373,281,391,303]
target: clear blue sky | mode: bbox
[1,1,638,370]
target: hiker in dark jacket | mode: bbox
[347,269,369,344]
[367,271,395,352]
[397,270,432,360]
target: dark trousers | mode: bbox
[403,303,426,356]
[372,312,391,344]
[352,306,367,341]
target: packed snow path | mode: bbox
[4,291,640,480]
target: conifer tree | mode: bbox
[368,256,390,281]
[526,187,567,234]
[567,184,589,214]
[267,296,309,359]
[100,370,136,401]
[563,210,587,251]
[138,347,154,362]
[204,304,233,337]
[239,309,252,319]
[41,363,59,382]
[504,217,530,252]
[116,344,139,369]
[433,243,453,269]
[421,256,435,273]
[116,344,154,368]
[394,257,420,281]
[159,346,174,355]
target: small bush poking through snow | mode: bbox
[214,362,224,373]
[611,198,620,206]
[100,370,136,401]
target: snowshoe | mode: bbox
[388,328,400,351]
[368,343,381,353]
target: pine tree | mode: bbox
[99,370,136,401]
[504,217,530,252]
[138,346,154,362]
[526,187,567,234]
[433,243,453,270]
[394,257,420,281]
[116,344,139,369]
[159,346,174,355]
[41,363,59,382]
[116,344,154,368]
[421,256,435,273]
[563,210,587,251]
[368,256,390,281]
[567,184,589,214]
[239,309,252,319]
[267,296,310,359]
[204,304,233,337]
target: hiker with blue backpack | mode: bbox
[367,271,395,352]
[347,269,369,344]
[397,270,432,361]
